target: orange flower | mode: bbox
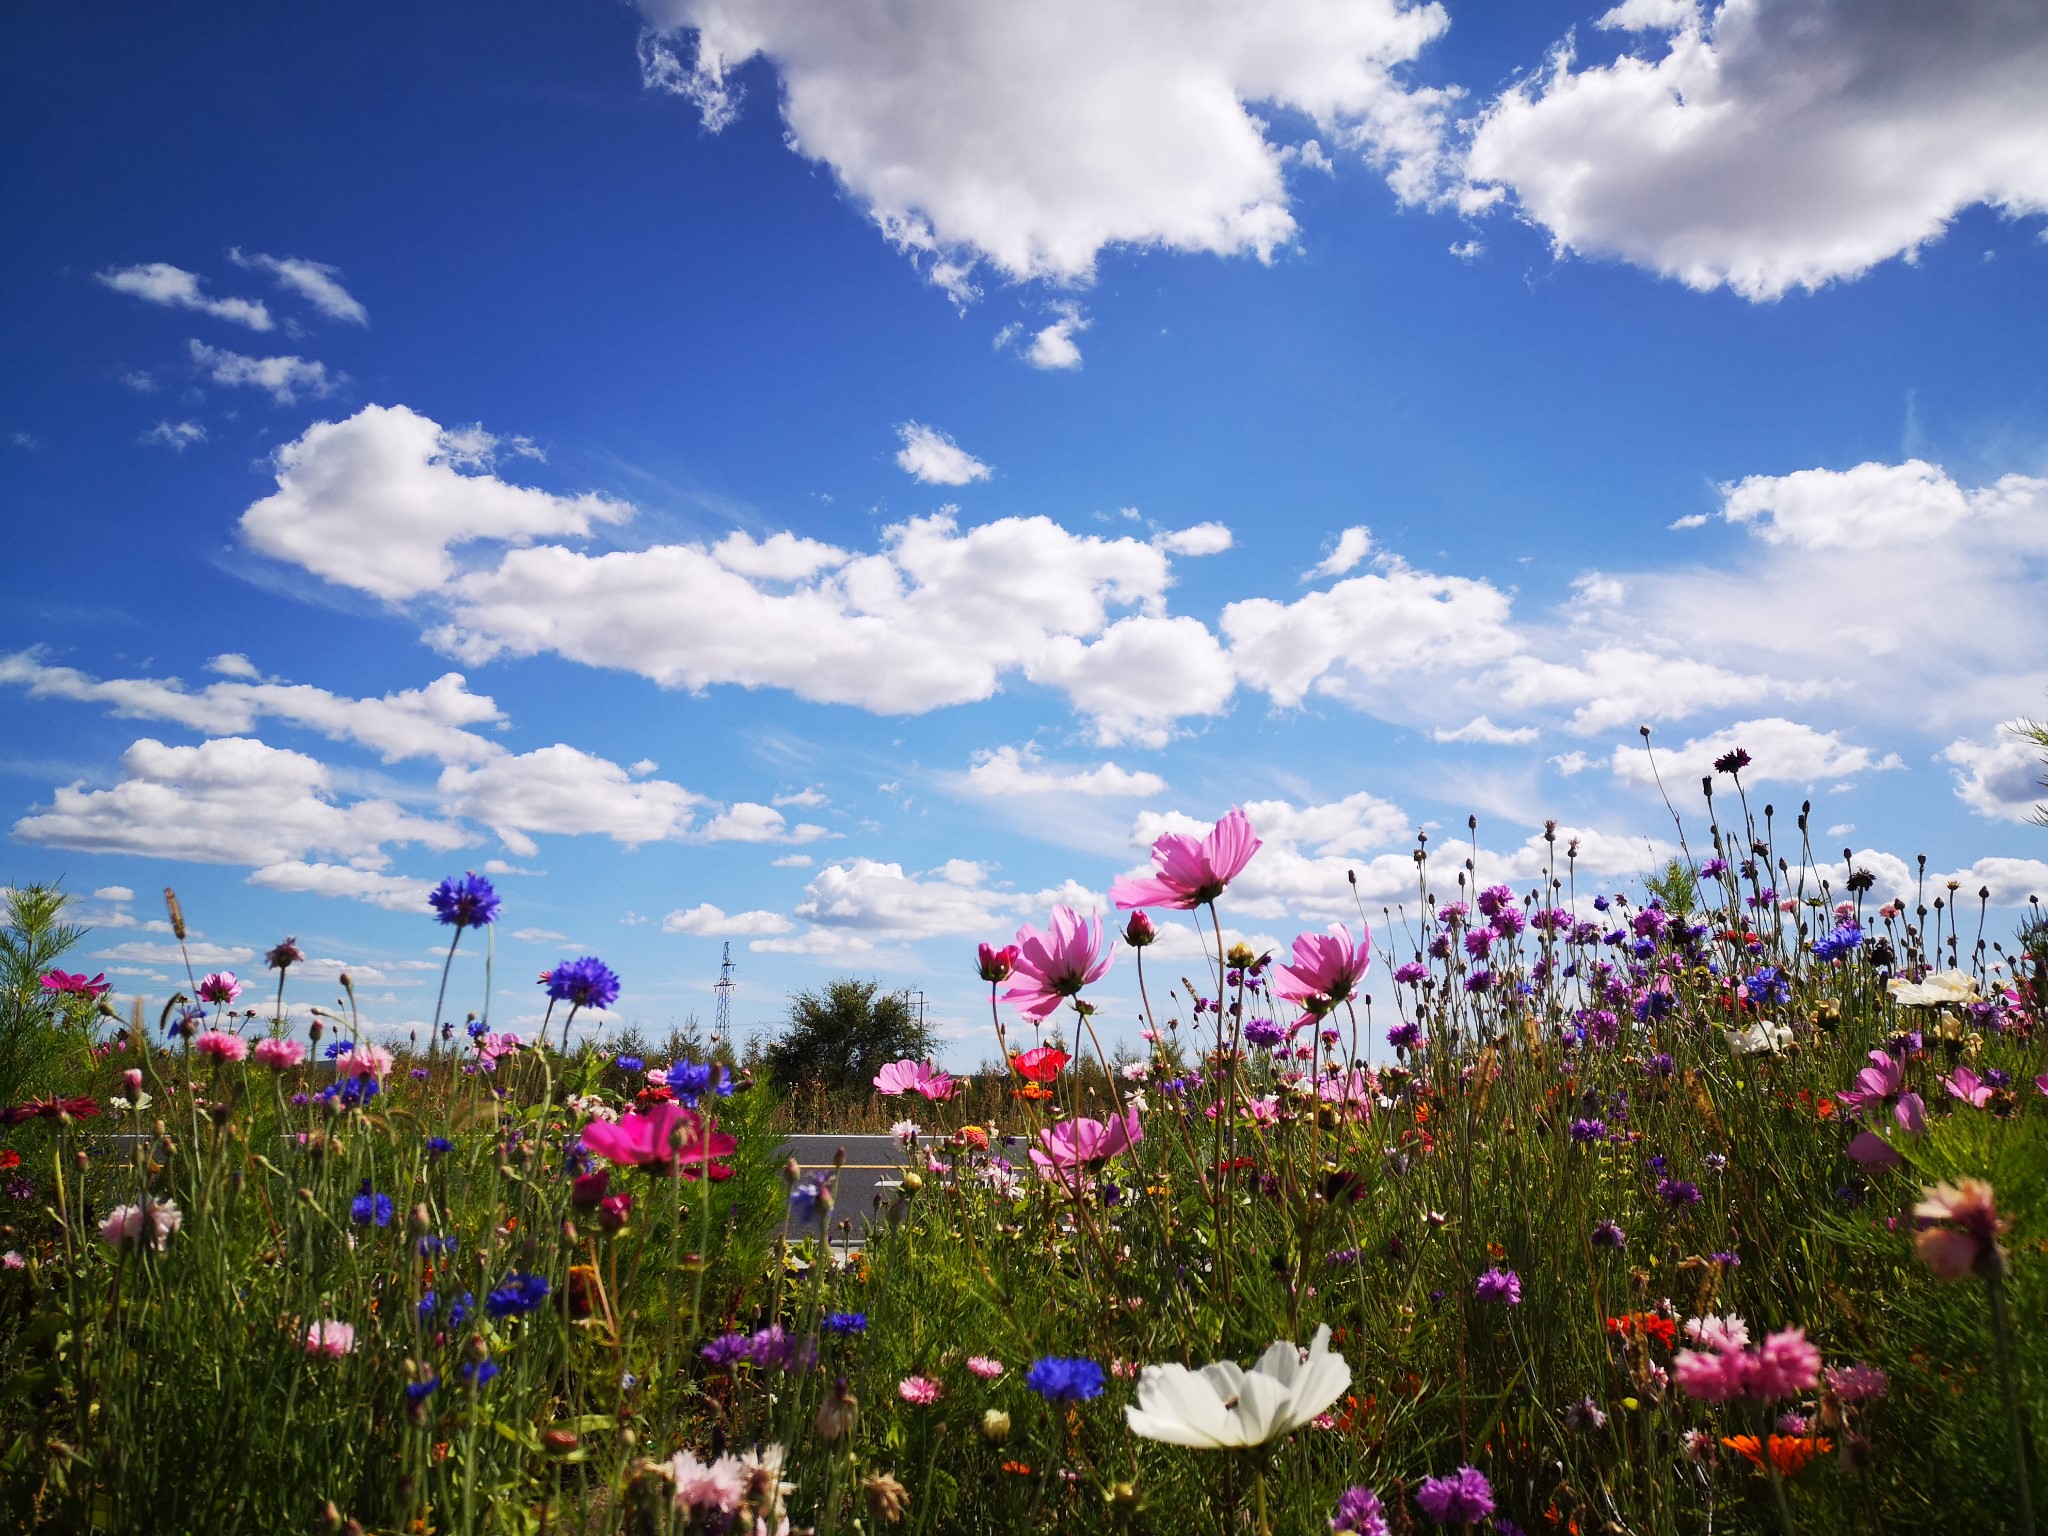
[1011,1084,1053,1101]
[1723,1435,1831,1475]
[1605,1312,1677,1348]
[1001,1460,1032,1475]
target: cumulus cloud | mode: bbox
[635,0,1455,295]
[1308,526,1372,579]
[794,857,1011,941]
[1153,522,1234,557]
[1608,717,1902,788]
[1433,716,1539,745]
[1031,614,1236,747]
[247,861,435,911]
[239,405,631,601]
[188,340,338,404]
[141,421,206,451]
[96,262,271,329]
[696,802,829,843]
[894,422,992,485]
[1945,723,2047,823]
[97,939,254,968]
[437,745,701,857]
[1026,306,1089,369]
[963,744,1167,798]
[0,651,506,765]
[662,903,794,936]
[1464,0,2048,299]
[13,737,469,867]
[228,249,369,323]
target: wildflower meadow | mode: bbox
[3,757,2048,1535]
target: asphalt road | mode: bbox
[779,1133,907,1235]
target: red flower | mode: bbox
[1723,1435,1831,1476]
[1010,1047,1069,1084]
[1606,1312,1677,1348]
[0,1096,100,1126]
[0,1150,18,1170]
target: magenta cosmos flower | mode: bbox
[197,971,242,1006]
[1001,906,1113,1022]
[581,1102,737,1175]
[1274,924,1371,1017]
[1109,807,1261,910]
[1029,1106,1143,1185]
[873,1059,955,1100]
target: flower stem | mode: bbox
[429,926,463,1061]
[1988,1268,2038,1536]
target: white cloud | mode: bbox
[228,250,369,324]
[773,787,827,807]
[247,861,434,911]
[93,886,135,902]
[1026,306,1088,370]
[97,939,254,968]
[1031,614,1236,747]
[662,903,794,936]
[437,745,701,857]
[894,422,992,486]
[635,0,1455,294]
[96,262,272,330]
[188,340,338,404]
[1433,715,1539,745]
[1608,717,1901,788]
[512,927,571,944]
[771,853,814,867]
[1464,0,2048,299]
[794,856,1009,940]
[239,405,632,601]
[1551,751,1592,776]
[711,530,848,580]
[696,802,829,843]
[1720,459,2048,552]
[141,421,206,451]
[1496,645,1825,736]
[14,737,467,867]
[1308,526,1372,579]
[208,654,262,680]
[1944,723,2047,823]
[963,744,1166,798]
[0,652,506,765]
[1153,522,1234,557]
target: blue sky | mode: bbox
[3,0,2046,1061]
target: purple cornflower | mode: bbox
[1592,1221,1626,1249]
[1474,1268,1522,1305]
[1710,1251,1741,1268]
[1331,1485,1391,1535]
[1568,1118,1606,1144]
[1417,1466,1495,1525]
[1025,1357,1106,1401]
[1464,969,1496,994]
[1644,1053,1675,1078]
[429,872,500,928]
[701,1332,752,1367]
[546,956,620,1010]
[1657,1178,1702,1208]
[1394,961,1429,985]
[1701,857,1729,878]
[1243,1018,1286,1050]
[1387,1022,1422,1051]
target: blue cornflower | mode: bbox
[1812,923,1864,962]
[324,1040,350,1060]
[467,1019,488,1040]
[430,873,500,929]
[545,956,620,1011]
[823,1311,868,1335]
[351,1180,393,1227]
[417,1234,458,1257]
[787,1174,833,1229]
[485,1272,551,1318]
[1745,966,1791,1006]
[404,1377,440,1403]
[615,1055,644,1074]
[426,1136,453,1156]
[1025,1357,1105,1402]
[460,1360,499,1389]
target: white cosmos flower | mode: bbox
[1888,969,1981,1008]
[1724,1022,1792,1057]
[1125,1324,1350,1448]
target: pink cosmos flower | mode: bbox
[1844,1131,1902,1171]
[873,1059,955,1100]
[966,1356,1004,1379]
[2037,1072,2048,1098]
[304,1319,356,1357]
[1109,806,1261,910]
[253,1037,306,1069]
[1317,1069,1376,1112]
[1002,906,1113,1022]
[1943,1066,1993,1108]
[1029,1106,1142,1185]
[40,970,111,999]
[333,1043,395,1083]
[898,1375,943,1405]
[1834,1051,1903,1117]
[478,1032,524,1065]
[1273,924,1371,1017]
[1894,1091,1927,1135]
[193,1030,249,1064]
[976,943,1019,983]
[581,1102,737,1175]
[196,971,242,1006]
[1914,1178,2005,1280]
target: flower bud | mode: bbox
[1123,911,1156,948]
[980,1408,1011,1444]
[816,1377,858,1442]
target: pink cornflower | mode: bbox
[253,1037,306,1069]
[193,1030,248,1064]
[1274,924,1371,1018]
[99,1198,182,1253]
[196,971,242,1006]
[1674,1316,1820,1403]
[667,1450,748,1514]
[1825,1364,1889,1403]
[1914,1178,2006,1280]
[304,1319,356,1357]
[966,1356,1004,1380]
[333,1043,395,1082]
[1002,906,1113,1022]
[1748,1329,1823,1399]
[1109,806,1261,910]
[874,1059,955,1100]
[898,1375,943,1405]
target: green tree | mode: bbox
[1643,856,1698,919]
[0,881,89,1106]
[762,978,931,1094]
[2014,715,2048,828]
